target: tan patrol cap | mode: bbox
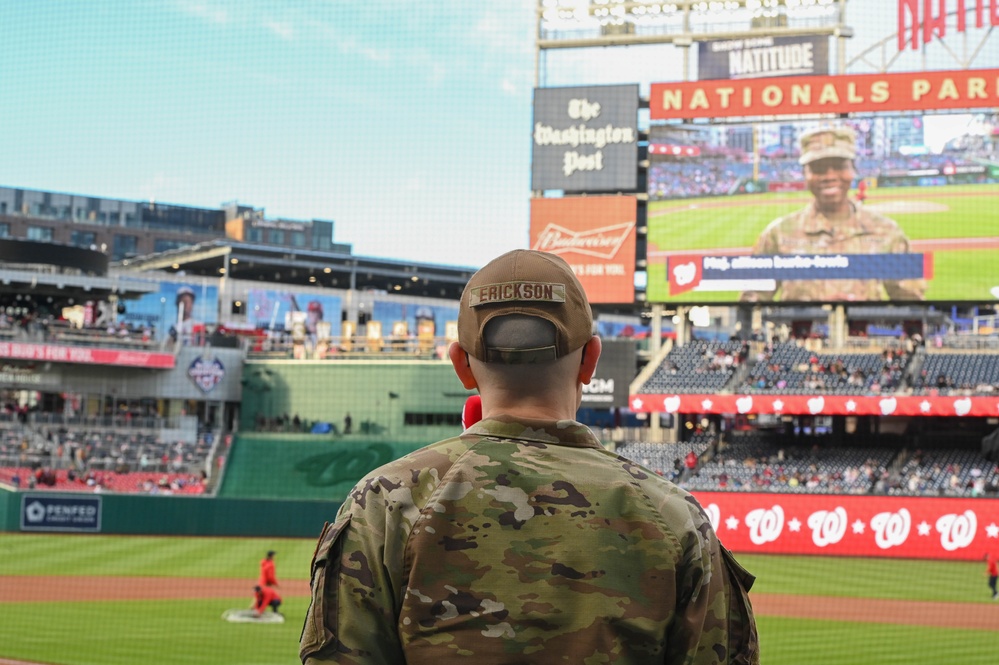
[798,126,857,165]
[457,249,592,364]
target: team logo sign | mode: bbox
[188,356,225,394]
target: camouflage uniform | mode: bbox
[300,417,759,664]
[743,201,925,302]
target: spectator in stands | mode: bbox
[741,126,925,303]
[300,249,758,664]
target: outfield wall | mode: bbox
[1,490,337,538]
[240,359,472,443]
[219,434,424,501]
[699,491,999,561]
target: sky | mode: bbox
[0,1,994,270]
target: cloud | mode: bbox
[263,20,295,41]
[171,0,229,25]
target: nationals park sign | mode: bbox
[650,68,999,120]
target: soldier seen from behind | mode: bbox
[300,249,759,664]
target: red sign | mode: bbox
[650,68,999,119]
[898,0,999,51]
[692,491,999,561]
[629,393,999,417]
[0,342,175,369]
[530,196,637,304]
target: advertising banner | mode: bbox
[532,85,639,192]
[698,35,829,80]
[21,495,102,533]
[650,68,999,119]
[0,342,175,368]
[530,196,637,304]
[120,281,219,341]
[370,302,459,345]
[645,114,999,304]
[628,393,999,418]
[691,491,999,561]
[581,339,636,408]
[247,290,341,335]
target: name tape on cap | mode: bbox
[469,281,566,307]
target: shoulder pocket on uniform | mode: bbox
[721,546,760,665]
[299,515,352,663]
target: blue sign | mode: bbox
[699,254,928,281]
[20,495,102,532]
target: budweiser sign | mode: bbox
[532,222,635,259]
[530,196,637,304]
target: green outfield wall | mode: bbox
[0,489,338,537]
[239,359,472,443]
[218,434,425,500]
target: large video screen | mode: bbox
[645,112,999,304]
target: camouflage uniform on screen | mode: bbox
[746,201,926,302]
[300,416,758,664]
[741,125,925,303]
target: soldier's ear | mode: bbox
[578,336,601,385]
[449,342,478,389]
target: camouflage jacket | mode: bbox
[742,201,925,302]
[300,417,759,664]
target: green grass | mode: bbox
[0,598,309,665]
[0,533,315,579]
[645,182,999,303]
[737,553,988,603]
[757,617,997,665]
[1,534,997,664]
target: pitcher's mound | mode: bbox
[222,609,286,623]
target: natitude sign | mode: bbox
[693,491,999,561]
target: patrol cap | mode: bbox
[798,126,857,165]
[458,249,592,364]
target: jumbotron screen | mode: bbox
[645,112,999,305]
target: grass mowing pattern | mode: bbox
[737,553,991,604]
[2,534,998,664]
[0,598,309,665]
[757,617,997,665]
[0,534,316,579]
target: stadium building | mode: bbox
[1,0,998,566]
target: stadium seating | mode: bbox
[912,353,999,395]
[735,342,909,395]
[637,340,748,394]
[0,420,215,493]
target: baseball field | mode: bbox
[645,182,999,303]
[2,533,997,664]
